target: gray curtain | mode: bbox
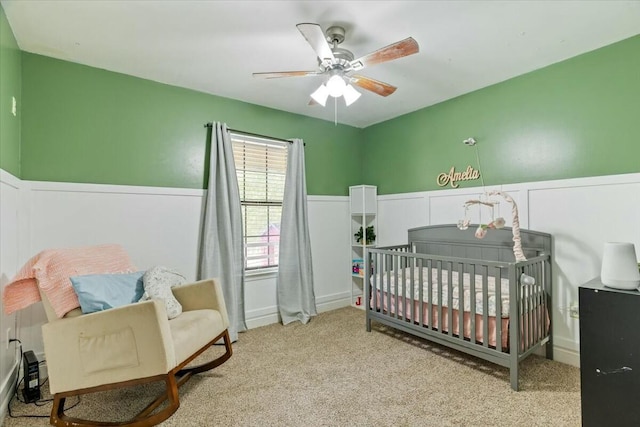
[199,122,246,341]
[276,139,317,324]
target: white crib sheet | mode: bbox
[371,268,526,318]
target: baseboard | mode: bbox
[0,358,20,424]
[553,346,580,368]
[316,293,351,313]
[245,292,352,330]
[245,311,280,329]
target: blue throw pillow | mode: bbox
[70,271,145,314]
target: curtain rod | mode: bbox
[203,122,302,145]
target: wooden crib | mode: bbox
[365,224,553,390]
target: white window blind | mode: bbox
[231,133,288,270]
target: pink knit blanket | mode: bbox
[3,244,136,318]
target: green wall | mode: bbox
[0,4,21,177]
[363,35,640,194]
[21,53,362,195]
[14,33,640,196]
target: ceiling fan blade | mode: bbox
[296,23,335,62]
[350,75,397,97]
[253,71,322,79]
[350,37,419,70]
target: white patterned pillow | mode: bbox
[141,266,186,319]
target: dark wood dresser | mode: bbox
[579,278,640,427]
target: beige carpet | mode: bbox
[4,307,580,426]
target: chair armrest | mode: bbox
[172,279,229,329]
[42,299,176,395]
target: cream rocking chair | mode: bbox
[40,278,232,427]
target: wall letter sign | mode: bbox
[436,165,481,188]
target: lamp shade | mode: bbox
[601,242,640,290]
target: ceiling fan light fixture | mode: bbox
[256,24,419,110]
[310,84,329,106]
[343,84,361,106]
[326,74,347,97]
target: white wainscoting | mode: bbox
[307,196,352,312]
[377,173,640,367]
[27,182,205,281]
[377,192,428,246]
[11,180,353,358]
[3,170,638,395]
[0,169,25,423]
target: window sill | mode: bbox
[245,267,278,281]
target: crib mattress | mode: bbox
[371,267,515,318]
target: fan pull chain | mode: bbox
[334,96,338,126]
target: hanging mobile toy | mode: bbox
[459,198,506,238]
[458,138,527,262]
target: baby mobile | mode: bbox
[457,137,527,262]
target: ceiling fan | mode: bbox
[253,23,419,107]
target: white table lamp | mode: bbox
[601,242,640,290]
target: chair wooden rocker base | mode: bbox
[49,329,232,427]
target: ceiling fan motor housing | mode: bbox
[319,26,354,71]
[325,26,346,45]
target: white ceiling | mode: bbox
[3,1,639,128]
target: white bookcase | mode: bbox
[349,185,377,309]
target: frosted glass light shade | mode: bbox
[343,84,361,106]
[601,242,640,290]
[326,75,346,97]
[310,84,329,106]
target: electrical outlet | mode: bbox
[5,327,11,349]
[569,303,579,319]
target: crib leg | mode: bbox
[545,338,554,360]
[510,362,519,391]
[366,314,372,332]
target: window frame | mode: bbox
[230,131,288,275]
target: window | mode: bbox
[231,132,288,271]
